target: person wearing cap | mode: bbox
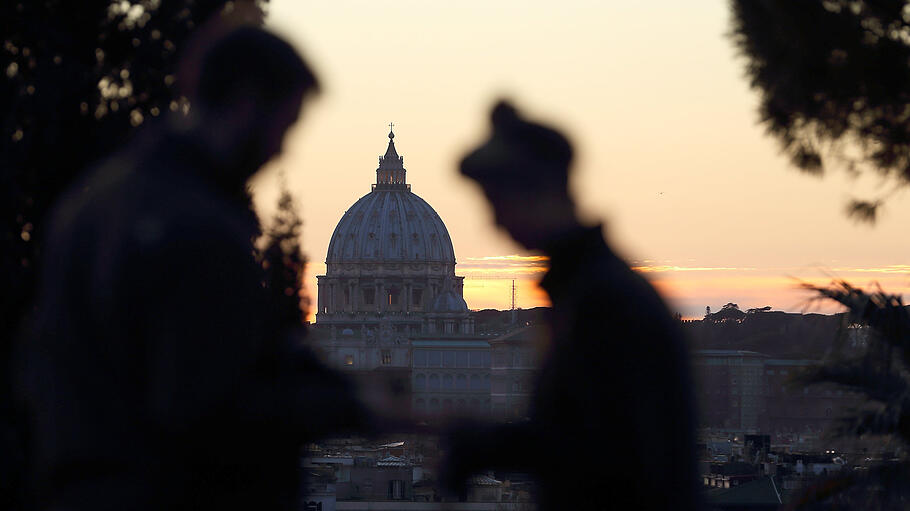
[444,101,700,510]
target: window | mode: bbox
[456,351,469,367]
[428,351,441,367]
[388,287,400,305]
[470,374,482,391]
[412,288,423,305]
[443,374,453,390]
[415,374,426,391]
[429,374,440,391]
[414,350,427,367]
[470,351,483,368]
[443,351,456,368]
[362,288,375,305]
[344,355,354,366]
[389,480,405,500]
[381,350,392,365]
[456,374,467,390]
[430,398,440,411]
[482,351,491,368]
[344,288,350,305]
[415,398,426,412]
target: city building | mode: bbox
[692,350,863,439]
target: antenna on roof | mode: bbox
[510,279,517,324]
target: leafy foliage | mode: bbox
[1,0,266,343]
[794,281,910,509]
[0,2,264,505]
[730,0,910,220]
[259,177,307,326]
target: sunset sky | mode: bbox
[252,0,910,320]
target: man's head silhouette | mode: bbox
[181,26,319,183]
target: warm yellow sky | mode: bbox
[252,0,910,319]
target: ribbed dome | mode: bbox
[326,129,456,264]
[326,189,455,263]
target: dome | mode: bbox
[430,290,469,313]
[326,190,455,263]
[325,130,455,264]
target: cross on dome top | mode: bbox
[376,123,407,189]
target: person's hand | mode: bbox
[460,101,582,250]
[436,417,489,498]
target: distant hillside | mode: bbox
[471,307,551,335]
[682,309,847,359]
[472,305,869,359]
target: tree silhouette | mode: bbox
[260,175,308,327]
[731,3,910,504]
[1,0,266,342]
[790,282,910,509]
[704,302,746,323]
[730,0,910,220]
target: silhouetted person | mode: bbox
[443,101,700,510]
[17,27,366,511]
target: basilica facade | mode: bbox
[310,129,541,421]
[314,129,475,374]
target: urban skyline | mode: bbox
[253,0,910,319]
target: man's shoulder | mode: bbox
[48,147,251,255]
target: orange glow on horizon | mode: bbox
[300,260,910,324]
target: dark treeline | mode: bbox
[685,309,845,359]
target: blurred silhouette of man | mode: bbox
[18,27,366,511]
[445,101,700,510]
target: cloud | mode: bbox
[459,254,550,277]
[828,265,910,274]
[632,265,757,273]
[462,254,549,264]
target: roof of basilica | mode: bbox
[325,129,456,264]
[430,289,469,313]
